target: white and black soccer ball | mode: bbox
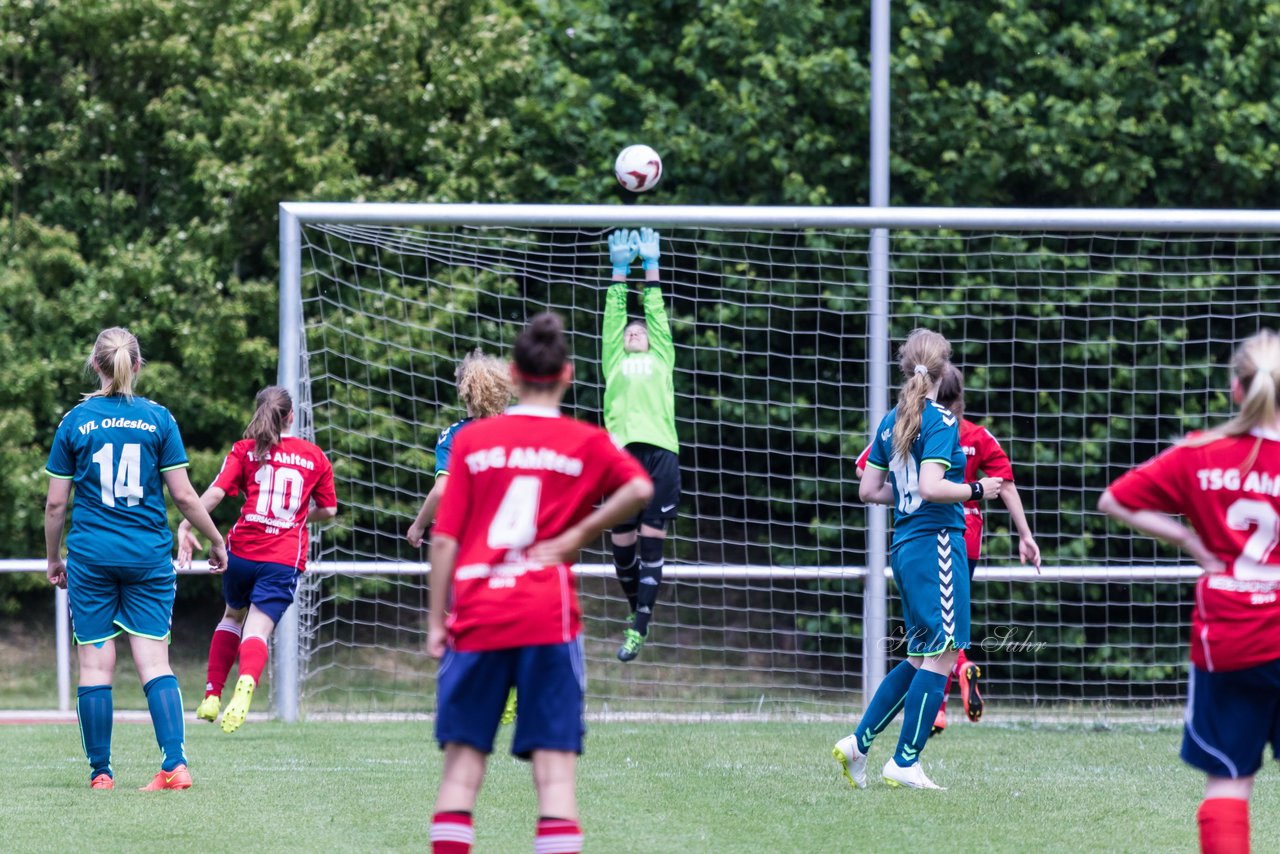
[614,144,663,193]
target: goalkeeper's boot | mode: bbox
[220,675,255,734]
[139,764,192,791]
[617,628,648,662]
[959,662,984,723]
[500,688,518,725]
[90,773,114,790]
[832,734,868,789]
[882,758,945,790]
[931,706,947,736]
[195,693,221,723]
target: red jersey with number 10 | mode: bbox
[1106,430,1280,672]
[213,436,337,571]
[433,405,650,652]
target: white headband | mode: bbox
[914,364,929,376]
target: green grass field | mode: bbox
[4,718,1276,852]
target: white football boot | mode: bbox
[882,758,946,790]
[832,734,868,789]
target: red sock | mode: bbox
[237,636,270,685]
[535,817,582,854]
[205,621,242,697]
[430,811,474,854]
[956,647,970,672]
[1198,798,1249,854]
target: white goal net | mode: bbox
[278,204,1280,723]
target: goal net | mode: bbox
[280,204,1280,723]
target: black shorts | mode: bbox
[615,443,681,533]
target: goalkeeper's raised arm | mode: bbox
[601,227,681,663]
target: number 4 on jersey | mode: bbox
[487,476,542,550]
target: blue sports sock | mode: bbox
[143,674,186,772]
[853,659,917,753]
[893,668,948,767]
[76,685,113,779]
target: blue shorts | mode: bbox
[1182,661,1280,778]
[223,552,301,625]
[436,638,586,759]
[890,529,970,656]
[66,557,176,644]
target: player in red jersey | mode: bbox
[856,364,1040,733]
[427,313,653,854]
[1100,330,1280,854]
[177,386,338,733]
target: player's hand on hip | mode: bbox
[526,532,582,568]
[609,229,638,275]
[426,626,448,659]
[46,557,67,589]
[978,476,1003,499]
[637,227,661,269]
[207,542,229,575]
[1187,536,1226,574]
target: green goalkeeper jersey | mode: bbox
[602,281,679,454]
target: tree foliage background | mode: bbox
[4,0,1280,617]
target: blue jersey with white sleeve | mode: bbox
[433,417,472,477]
[45,395,189,568]
[865,400,965,549]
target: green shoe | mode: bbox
[617,627,648,662]
[220,675,255,734]
[500,688,518,725]
[195,694,221,723]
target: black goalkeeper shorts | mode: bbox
[614,443,681,533]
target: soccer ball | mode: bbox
[614,145,663,193]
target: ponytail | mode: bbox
[890,329,952,462]
[936,363,965,421]
[245,386,293,462]
[83,327,142,400]
[1190,330,1280,469]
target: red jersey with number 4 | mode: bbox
[1107,430,1280,672]
[433,406,650,652]
[213,436,337,571]
[857,418,1014,560]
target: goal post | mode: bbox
[275,203,1280,723]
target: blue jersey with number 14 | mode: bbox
[865,401,965,550]
[46,395,189,568]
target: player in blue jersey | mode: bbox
[406,349,514,550]
[832,328,1003,790]
[44,327,227,791]
[405,349,516,722]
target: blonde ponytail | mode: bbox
[83,327,142,400]
[1190,330,1280,469]
[891,329,952,462]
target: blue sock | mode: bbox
[893,668,948,767]
[853,659,917,753]
[143,674,186,772]
[76,685,113,779]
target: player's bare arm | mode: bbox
[426,534,459,659]
[1097,489,1223,573]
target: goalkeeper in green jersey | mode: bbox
[603,227,681,662]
